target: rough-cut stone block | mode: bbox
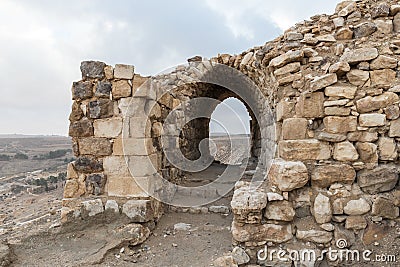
[358,165,399,194]
[107,176,151,197]
[353,22,378,38]
[356,142,378,163]
[340,48,378,64]
[343,198,370,215]
[231,185,267,224]
[122,200,154,222]
[113,137,154,156]
[80,61,105,79]
[323,116,357,134]
[95,81,112,98]
[385,104,400,120]
[313,193,332,224]
[69,118,93,137]
[231,222,292,243]
[311,164,356,188]
[335,27,353,40]
[324,107,351,116]
[128,117,152,138]
[347,131,378,142]
[389,118,400,137]
[309,73,337,92]
[105,200,119,213]
[315,131,347,142]
[345,216,367,230]
[356,92,399,113]
[67,162,78,180]
[63,179,79,198]
[88,99,115,119]
[103,156,131,177]
[370,69,396,88]
[86,173,106,195]
[264,200,295,221]
[104,65,113,80]
[127,154,159,177]
[278,140,331,161]
[94,117,122,138]
[82,199,104,217]
[72,81,93,101]
[371,3,390,18]
[378,137,397,160]
[268,159,309,191]
[325,85,357,99]
[333,141,359,161]
[114,64,134,79]
[78,137,112,156]
[359,113,386,127]
[370,55,398,70]
[112,80,132,99]
[69,101,83,122]
[371,197,399,219]
[282,118,308,140]
[295,92,324,118]
[74,156,103,173]
[269,50,304,68]
[296,230,332,244]
[273,62,301,76]
[276,100,296,122]
[346,69,369,86]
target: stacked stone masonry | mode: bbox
[64,0,400,265]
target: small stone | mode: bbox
[329,62,351,76]
[86,173,106,195]
[353,22,377,38]
[105,200,119,213]
[343,198,370,215]
[378,137,398,160]
[333,141,359,161]
[320,223,335,231]
[385,105,400,120]
[315,131,347,142]
[122,200,154,222]
[232,246,250,265]
[313,193,332,224]
[265,200,295,221]
[356,142,378,163]
[269,50,304,68]
[337,1,356,17]
[213,255,237,267]
[273,62,301,76]
[345,216,367,230]
[174,223,191,231]
[371,197,399,219]
[316,34,336,42]
[266,192,284,201]
[335,27,353,40]
[375,20,394,35]
[333,17,345,28]
[209,205,230,214]
[82,199,104,217]
[296,230,332,244]
[114,64,134,79]
[88,99,114,119]
[285,31,304,41]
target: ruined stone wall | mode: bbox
[63,0,400,264]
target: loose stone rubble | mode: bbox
[64,0,400,265]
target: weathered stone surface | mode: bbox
[88,99,114,119]
[72,81,93,100]
[333,141,359,161]
[114,64,134,79]
[78,138,112,156]
[356,92,399,113]
[69,101,84,122]
[82,199,104,217]
[370,55,397,70]
[86,173,106,195]
[80,61,105,79]
[276,100,296,121]
[385,104,400,120]
[353,22,377,38]
[347,131,378,142]
[269,50,304,68]
[389,118,400,137]
[232,246,250,265]
[112,80,132,99]
[113,137,154,156]
[378,137,398,160]
[343,198,370,215]
[93,117,122,138]
[358,165,399,194]
[325,85,357,99]
[394,13,400,32]
[116,223,151,246]
[309,73,337,92]
[231,185,267,224]
[329,62,351,76]
[315,131,347,142]
[296,230,332,244]
[69,118,93,137]
[340,48,378,64]
[264,200,295,221]
[337,1,356,17]
[356,142,378,163]
[345,216,367,230]
[74,156,103,173]
[95,81,112,98]
[232,222,292,243]
[375,19,393,34]
[103,156,130,177]
[296,92,325,118]
[126,155,158,177]
[323,116,357,134]
[371,3,390,18]
[311,164,356,188]
[0,241,13,267]
[213,255,237,267]
[359,113,386,127]
[107,176,151,197]
[316,34,336,42]
[122,200,154,222]
[104,65,113,79]
[105,200,119,213]
[268,159,309,191]
[370,69,396,88]
[335,27,354,40]
[371,197,399,219]
[346,69,369,86]
[63,179,80,198]
[278,140,331,161]
[325,107,351,116]
[313,193,332,224]
[282,118,308,140]
[273,62,301,76]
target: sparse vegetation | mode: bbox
[14,152,29,160]
[33,149,72,160]
[0,154,11,161]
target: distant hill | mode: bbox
[0,134,69,139]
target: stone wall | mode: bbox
[64,0,400,264]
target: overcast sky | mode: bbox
[0,0,339,136]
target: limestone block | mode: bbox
[357,165,399,194]
[378,137,397,160]
[335,27,354,40]
[103,156,131,177]
[313,193,332,224]
[370,69,396,88]
[340,48,378,64]
[370,55,397,70]
[345,216,367,230]
[107,176,152,197]
[329,62,351,75]
[114,64,134,79]
[69,118,94,137]
[323,116,357,134]
[127,154,159,177]
[269,50,304,68]
[74,156,103,173]
[385,104,400,120]
[347,131,378,142]
[231,222,292,243]
[333,141,359,161]
[78,137,112,156]
[353,22,378,38]
[359,113,386,127]
[371,3,390,18]
[309,73,337,92]
[325,85,357,99]
[315,131,347,142]
[94,117,122,138]
[231,186,267,224]
[63,179,79,198]
[337,1,356,16]
[113,137,154,156]
[324,107,351,116]
[264,200,295,221]
[296,92,324,118]
[268,159,309,191]
[282,118,308,140]
[122,200,154,222]
[389,118,400,137]
[343,198,370,215]
[104,65,113,80]
[273,62,301,76]
[276,99,296,121]
[105,200,119,213]
[296,230,332,244]
[67,162,78,180]
[311,164,356,188]
[128,117,152,138]
[278,140,331,161]
[346,69,369,86]
[371,197,399,219]
[82,199,104,217]
[112,80,132,99]
[356,92,399,113]
[356,142,378,163]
